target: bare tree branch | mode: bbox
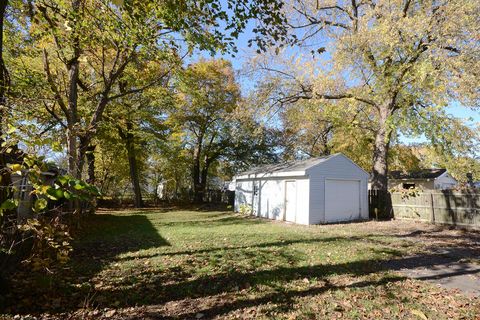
[315,93,377,106]
[43,101,67,129]
[42,49,69,120]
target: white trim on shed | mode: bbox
[234,153,369,225]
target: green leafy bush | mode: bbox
[1,156,100,272]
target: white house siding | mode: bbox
[306,155,369,223]
[434,173,457,189]
[388,180,435,190]
[388,174,457,191]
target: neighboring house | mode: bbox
[11,167,63,220]
[387,168,457,190]
[156,181,166,200]
[234,153,369,225]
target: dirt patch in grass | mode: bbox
[1,210,479,319]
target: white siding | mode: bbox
[388,179,434,190]
[235,177,310,224]
[434,173,457,189]
[306,154,369,223]
[235,180,253,212]
[234,153,368,225]
[259,179,284,220]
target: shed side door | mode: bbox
[324,179,360,222]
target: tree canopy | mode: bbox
[251,0,480,190]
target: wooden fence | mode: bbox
[369,190,480,228]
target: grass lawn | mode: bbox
[2,208,479,319]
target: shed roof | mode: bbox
[389,168,447,180]
[238,154,335,176]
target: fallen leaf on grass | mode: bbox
[105,309,117,317]
[410,309,428,320]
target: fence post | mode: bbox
[430,192,435,224]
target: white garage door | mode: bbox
[325,179,360,222]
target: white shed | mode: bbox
[234,153,369,225]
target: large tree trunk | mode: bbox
[85,144,96,213]
[76,135,92,180]
[192,135,204,203]
[66,127,78,177]
[0,0,8,106]
[86,145,95,184]
[118,122,143,208]
[0,0,13,227]
[370,105,391,191]
[64,0,82,216]
[66,0,81,179]
[370,104,393,218]
[126,136,143,208]
[199,158,211,203]
[192,165,204,203]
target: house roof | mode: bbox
[388,168,447,180]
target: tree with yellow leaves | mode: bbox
[256,0,479,195]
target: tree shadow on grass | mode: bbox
[86,246,479,319]
[1,213,170,314]
[133,275,408,320]
[75,251,386,316]
[113,235,368,262]
[87,243,480,316]
[5,211,479,317]
[75,213,170,256]
[4,225,391,316]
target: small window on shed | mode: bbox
[403,183,416,189]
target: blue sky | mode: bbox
[193,17,480,146]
